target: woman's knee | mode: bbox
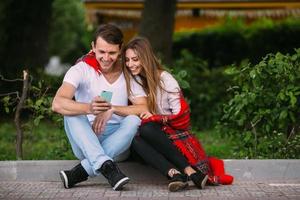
[139,122,161,139]
[131,137,147,153]
[131,137,139,147]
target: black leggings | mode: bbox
[131,122,190,177]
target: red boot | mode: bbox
[208,157,234,185]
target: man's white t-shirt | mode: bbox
[63,61,146,124]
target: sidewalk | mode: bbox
[0,160,300,200]
[1,180,300,200]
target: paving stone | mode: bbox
[0,181,300,200]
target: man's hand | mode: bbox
[92,109,113,135]
[90,96,111,115]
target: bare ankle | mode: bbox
[168,168,180,178]
[184,166,196,176]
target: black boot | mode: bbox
[189,171,208,189]
[168,173,188,192]
[99,160,130,191]
[59,163,88,189]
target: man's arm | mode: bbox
[51,82,91,115]
[111,97,148,116]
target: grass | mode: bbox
[0,120,236,160]
[0,120,75,160]
[194,129,236,159]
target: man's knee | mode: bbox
[64,115,87,124]
[123,115,141,126]
[118,115,141,139]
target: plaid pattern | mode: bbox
[141,95,233,185]
[142,94,210,174]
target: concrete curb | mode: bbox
[0,160,299,182]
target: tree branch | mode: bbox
[0,74,23,82]
[0,92,20,98]
[14,70,30,160]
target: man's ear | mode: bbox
[91,41,95,51]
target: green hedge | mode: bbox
[173,18,300,68]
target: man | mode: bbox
[52,24,147,191]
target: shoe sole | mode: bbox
[59,171,69,189]
[201,175,209,189]
[168,181,188,192]
[113,177,130,191]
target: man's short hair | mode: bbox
[93,24,123,47]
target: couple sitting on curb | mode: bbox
[52,24,233,192]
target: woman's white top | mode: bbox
[156,71,181,115]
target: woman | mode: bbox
[122,37,210,192]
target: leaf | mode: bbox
[180,80,190,89]
[289,92,297,107]
[35,99,44,107]
[5,107,9,113]
[249,70,256,79]
[279,110,288,120]
[178,70,187,78]
[33,115,44,126]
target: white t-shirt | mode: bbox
[63,61,146,124]
[156,71,181,115]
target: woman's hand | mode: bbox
[140,111,153,119]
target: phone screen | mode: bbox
[100,91,113,102]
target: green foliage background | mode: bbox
[49,0,92,63]
[173,17,300,69]
[1,5,300,160]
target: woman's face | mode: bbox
[125,48,143,75]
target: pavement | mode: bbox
[0,160,300,200]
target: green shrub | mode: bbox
[173,17,300,68]
[217,49,300,158]
[171,50,233,129]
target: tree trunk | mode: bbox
[14,70,29,160]
[0,0,53,79]
[139,0,177,64]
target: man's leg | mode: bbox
[100,115,141,159]
[93,115,140,190]
[64,115,112,175]
[60,115,113,189]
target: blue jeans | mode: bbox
[64,115,141,177]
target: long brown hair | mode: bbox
[122,37,164,114]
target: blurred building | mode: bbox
[83,0,300,41]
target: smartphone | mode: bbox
[100,90,113,102]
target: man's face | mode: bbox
[92,37,120,72]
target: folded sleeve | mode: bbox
[63,62,85,89]
[128,76,147,101]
